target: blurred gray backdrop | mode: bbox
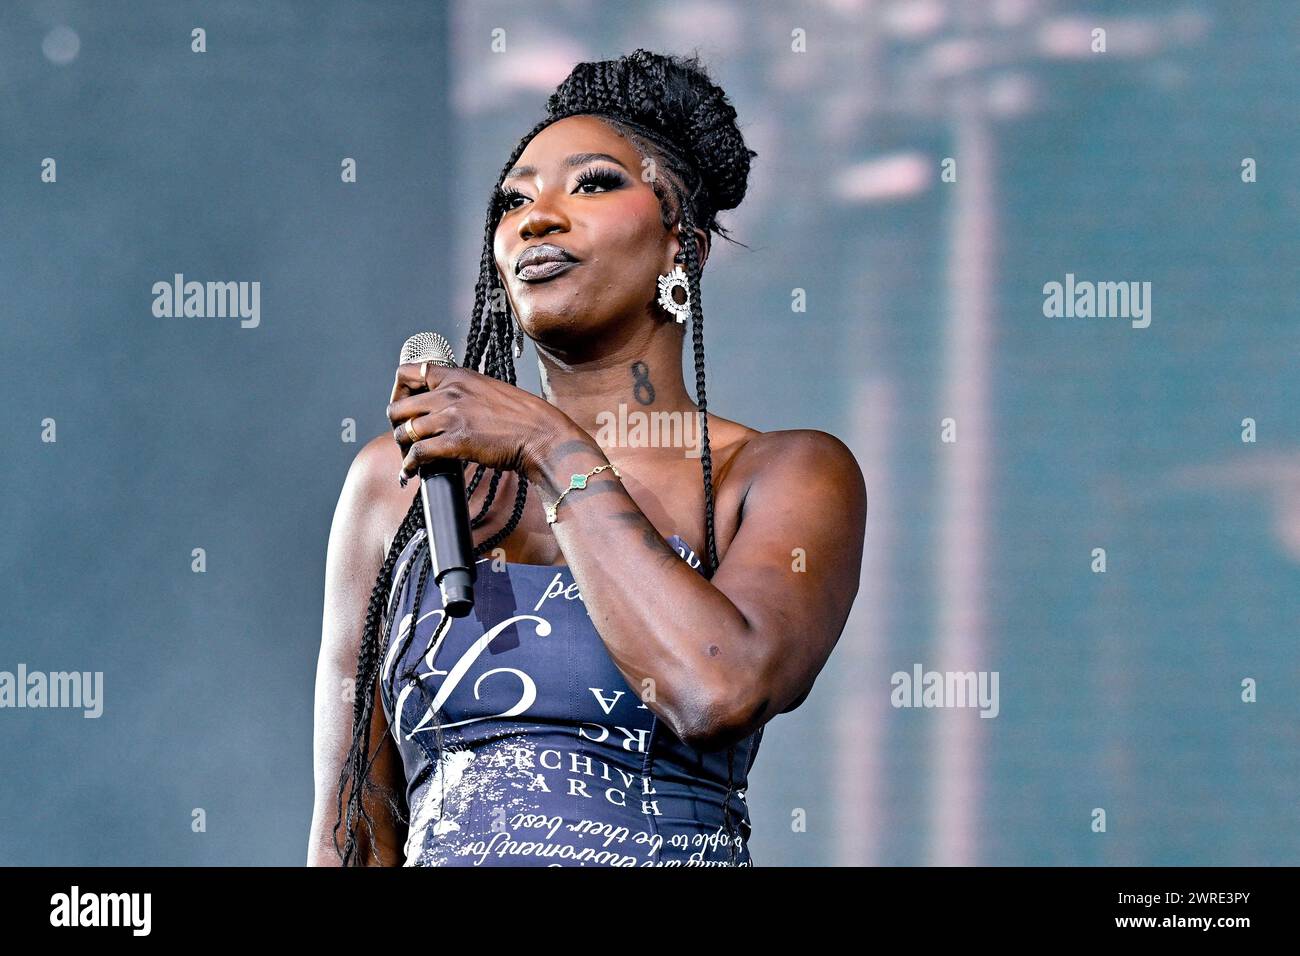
[1,0,1296,866]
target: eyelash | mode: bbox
[498,167,626,211]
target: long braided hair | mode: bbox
[334,49,757,866]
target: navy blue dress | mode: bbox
[378,527,763,867]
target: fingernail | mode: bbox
[398,470,409,488]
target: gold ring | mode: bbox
[404,419,419,444]
[419,360,429,380]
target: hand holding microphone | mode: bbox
[387,331,595,615]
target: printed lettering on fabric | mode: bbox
[380,530,757,867]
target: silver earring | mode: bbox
[657,265,691,324]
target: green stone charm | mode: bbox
[547,463,621,525]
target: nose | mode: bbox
[517,189,570,241]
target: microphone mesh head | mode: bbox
[399,331,459,368]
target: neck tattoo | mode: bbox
[630,361,656,406]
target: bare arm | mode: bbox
[307,437,407,866]
[386,363,869,754]
[531,427,867,751]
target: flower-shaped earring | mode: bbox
[657,264,691,323]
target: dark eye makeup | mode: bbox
[497,165,628,211]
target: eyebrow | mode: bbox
[503,152,629,181]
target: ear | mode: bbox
[668,223,710,271]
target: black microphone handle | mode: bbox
[417,457,476,617]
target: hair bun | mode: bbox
[545,49,756,219]
[682,92,753,212]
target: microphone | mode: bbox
[399,332,476,618]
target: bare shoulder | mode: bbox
[727,426,867,510]
[360,429,406,469]
[350,431,523,558]
[346,432,405,506]
[346,432,418,558]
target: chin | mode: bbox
[517,310,594,347]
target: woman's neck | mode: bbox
[534,327,697,436]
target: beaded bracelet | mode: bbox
[545,463,622,524]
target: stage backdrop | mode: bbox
[1,0,1296,865]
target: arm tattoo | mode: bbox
[549,438,604,464]
[609,510,680,568]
